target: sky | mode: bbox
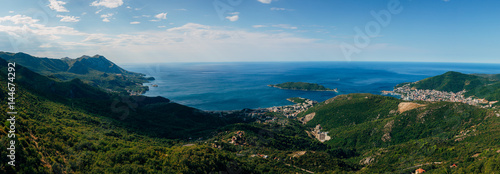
[0,0,499,63]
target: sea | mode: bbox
[121,62,500,111]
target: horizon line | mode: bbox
[119,60,500,65]
[2,51,499,65]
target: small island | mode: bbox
[287,97,307,104]
[268,82,338,92]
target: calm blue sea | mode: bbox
[121,62,500,111]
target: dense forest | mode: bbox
[298,93,500,173]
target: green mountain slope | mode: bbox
[405,71,500,102]
[0,58,247,173]
[474,73,500,81]
[298,94,400,131]
[411,71,488,93]
[0,84,249,173]
[0,57,236,139]
[0,52,153,94]
[0,57,360,173]
[298,93,500,173]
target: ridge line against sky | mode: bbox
[0,0,499,64]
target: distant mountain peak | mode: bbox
[0,51,139,75]
[443,71,464,75]
[93,54,105,58]
[75,54,106,59]
[64,55,123,74]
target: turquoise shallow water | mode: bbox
[121,62,500,111]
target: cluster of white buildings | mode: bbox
[391,84,497,108]
[266,98,317,118]
[310,124,331,142]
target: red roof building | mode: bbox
[415,168,426,173]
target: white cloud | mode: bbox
[82,34,113,43]
[0,18,349,63]
[150,12,167,22]
[166,23,210,33]
[0,15,85,53]
[40,43,53,48]
[176,9,187,11]
[100,13,114,22]
[0,15,39,25]
[257,0,272,4]
[90,0,123,9]
[156,13,167,19]
[130,21,140,24]
[73,22,321,62]
[226,15,239,22]
[0,16,87,57]
[56,15,80,22]
[270,7,285,11]
[100,13,112,17]
[252,25,267,28]
[48,0,69,12]
[272,24,297,29]
[8,11,14,14]
[126,6,131,9]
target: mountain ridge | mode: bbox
[0,51,153,94]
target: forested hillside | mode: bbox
[405,71,500,102]
[298,93,500,173]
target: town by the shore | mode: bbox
[383,83,498,108]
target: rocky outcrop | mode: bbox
[360,156,376,165]
[300,112,316,124]
[381,120,394,142]
[398,102,426,113]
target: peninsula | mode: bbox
[268,82,338,92]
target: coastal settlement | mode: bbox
[383,83,498,108]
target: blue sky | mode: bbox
[0,0,499,63]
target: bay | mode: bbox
[121,62,500,111]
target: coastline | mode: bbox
[268,84,339,92]
[206,97,318,119]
